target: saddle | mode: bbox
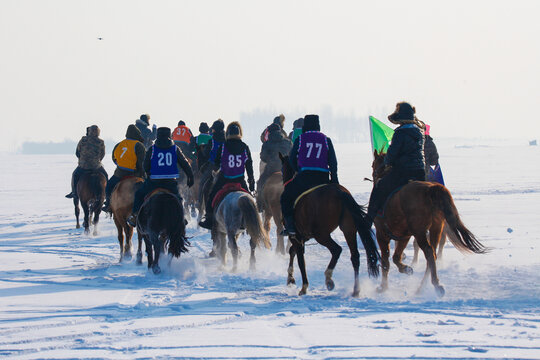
[143,188,175,203]
[212,183,250,208]
[293,184,327,208]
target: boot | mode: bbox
[65,192,74,199]
[282,214,297,237]
[102,199,111,213]
[126,213,137,227]
[198,212,213,230]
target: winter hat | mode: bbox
[88,125,100,137]
[302,114,320,132]
[126,124,144,142]
[211,119,225,132]
[199,122,210,133]
[388,102,415,124]
[177,120,186,126]
[226,121,243,140]
[140,114,150,125]
[293,117,304,129]
[157,127,172,140]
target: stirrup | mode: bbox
[198,218,212,230]
[126,214,137,227]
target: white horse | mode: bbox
[211,191,271,272]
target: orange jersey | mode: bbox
[113,139,139,171]
[172,125,193,143]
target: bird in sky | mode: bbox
[97,37,103,40]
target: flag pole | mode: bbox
[369,116,374,155]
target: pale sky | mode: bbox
[1,0,539,152]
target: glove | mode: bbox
[248,178,255,192]
[152,124,157,131]
[187,176,194,188]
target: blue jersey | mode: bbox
[209,139,224,163]
[150,145,179,179]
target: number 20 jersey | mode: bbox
[297,131,329,172]
[150,145,179,179]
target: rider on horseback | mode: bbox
[260,114,287,143]
[288,117,304,143]
[256,121,292,210]
[135,114,157,149]
[280,114,339,237]
[190,122,212,167]
[127,127,194,227]
[65,125,108,199]
[198,121,255,230]
[102,124,146,212]
[172,120,195,161]
[366,102,426,225]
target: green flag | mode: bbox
[369,116,394,154]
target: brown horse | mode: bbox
[371,151,487,296]
[74,170,107,235]
[261,172,287,254]
[412,224,448,264]
[110,177,144,263]
[280,154,380,297]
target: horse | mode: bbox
[260,172,287,254]
[412,224,448,264]
[279,154,380,297]
[371,151,487,296]
[110,177,144,263]
[212,191,271,272]
[136,190,189,274]
[74,170,107,235]
[195,162,215,223]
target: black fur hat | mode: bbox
[157,127,171,139]
[177,120,186,126]
[211,119,225,132]
[388,102,415,123]
[199,122,210,133]
[302,114,320,132]
[140,114,150,125]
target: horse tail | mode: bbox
[238,195,271,249]
[341,190,380,278]
[430,185,487,254]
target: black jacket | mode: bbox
[214,138,254,182]
[289,133,339,183]
[143,137,194,182]
[424,135,439,166]
[385,124,425,171]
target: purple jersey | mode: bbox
[221,145,248,178]
[297,131,329,172]
[150,145,179,179]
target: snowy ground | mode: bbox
[0,139,539,359]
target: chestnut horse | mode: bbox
[136,191,189,274]
[110,177,144,263]
[371,151,487,296]
[261,172,287,254]
[280,154,380,297]
[74,170,107,235]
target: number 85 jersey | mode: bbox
[297,131,329,172]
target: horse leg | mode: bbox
[437,224,447,261]
[393,237,413,275]
[375,226,391,293]
[271,203,286,255]
[412,238,420,265]
[416,230,444,297]
[152,235,162,274]
[294,239,309,296]
[73,198,80,229]
[317,234,342,292]
[145,236,153,269]
[123,224,133,261]
[114,216,124,262]
[92,208,101,236]
[287,243,296,285]
[81,202,90,234]
[136,232,144,265]
[227,230,239,272]
[341,222,361,297]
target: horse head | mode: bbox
[372,150,389,183]
[278,152,295,183]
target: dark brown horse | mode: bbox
[371,151,487,296]
[136,190,189,274]
[280,154,380,297]
[261,172,287,254]
[110,177,144,263]
[74,170,107,235]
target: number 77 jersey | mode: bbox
[297,131,329,172]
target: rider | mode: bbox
[102,124,146,212]
[256,122,293,210]
[423,124,440,179]
[280,114,338,237]
[172,120,195,161]
[198,121,255,230]
[65,125,108,199]
[135,113,157,149]
[288,117,304,143]
[203,119,226,165]
[190,122,213,165]
[127,127,194,226]
[260,114,287,143]
[366,102,426,225]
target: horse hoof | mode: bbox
[287,277,296,286]
[76,225,80,229]
[152,265,161,274]
[403,266,413,275]
[124,253,132,261]
[298,288,307,296]
[136,254,143,265]
[326,279,335,291]
[208,250,216,258]
[352,290,360,298]
[435,285,445,297]
[376,285,387,293]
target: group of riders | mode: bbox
[65,101,439,238]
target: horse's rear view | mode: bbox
[74,170,107,235]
